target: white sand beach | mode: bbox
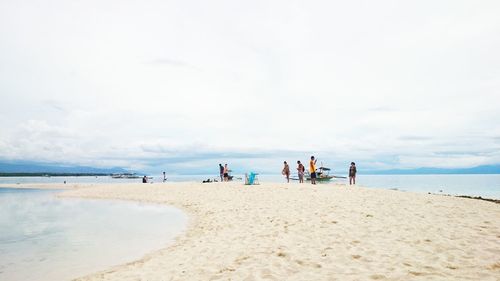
[7,182,499,280]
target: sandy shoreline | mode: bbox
[3,182,499,280]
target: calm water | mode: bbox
[0,188,186,281]
[0,174,498,199]
[260,174,500,199]
[357,174,500,199]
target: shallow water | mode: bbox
[0,188,187,281]
[0,173,498,199]
[258,174,500,199]
[356,174,500,199]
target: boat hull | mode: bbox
[305,176,333,182]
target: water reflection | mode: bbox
[0,188,186,281]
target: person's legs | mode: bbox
[353,176,356,185]
[286,173,290,183]
[349,176,352,185]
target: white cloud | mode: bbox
[1,0,499,173]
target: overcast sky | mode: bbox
[1,0,499,174]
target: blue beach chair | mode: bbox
[245,172,259,185]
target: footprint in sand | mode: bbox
[488,262,500,270]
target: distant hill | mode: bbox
[362,164,500,175]
[0,161,129,174]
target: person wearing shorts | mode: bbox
[223,164,229,182]
[309,156,317,185]
[297,160,305,183]
[219,164,224,182]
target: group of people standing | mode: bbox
[281,156,318,184]
[282,156,358,185]
[219,163,230,182]
[217,157,357,185]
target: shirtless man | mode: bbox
[223,164,229,182]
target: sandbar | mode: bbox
[4,182,499,280]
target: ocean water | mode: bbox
[0,188,187,281]
[357,174,500,199]
[259,174,500,199]
[0,174,224,184]
[0,174,498,199]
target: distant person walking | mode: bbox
[349,162,357,185]
[219,164,224,182]
[223,164,229,182]
[310,156,317,185]
[163,171,167,182]
[297,160,305,183]
[142,175,148,183]
[282,161,290,183]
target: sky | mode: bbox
[0,0,499,175]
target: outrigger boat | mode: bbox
[303,165,347,182]
[291,161,347,182]
[111,173,141,179]
[306,166,334,182]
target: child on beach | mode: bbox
[349,162,357,185]
[310,156,317,185]
[297,161,305,183]
[282,161,290,183]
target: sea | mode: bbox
[0,188,186,281]
[0,173,498,199]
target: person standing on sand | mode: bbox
[223,164,229,182]
[349,162,357,185]
[282,161,290,183]
[163,171,167,182]
[297,160,305,183]
[219,164,224,182]
[310,156,317,185]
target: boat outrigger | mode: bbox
[111,173,141,179]
[290,161,347,182]
[306,166,334,182]
[304,165,347,182]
